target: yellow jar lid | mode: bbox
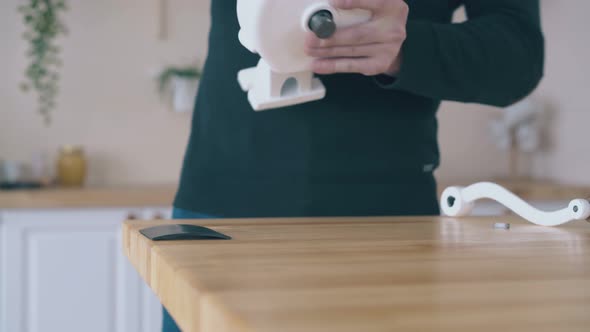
[59,145,84,154]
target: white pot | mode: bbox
[172,76,199,113]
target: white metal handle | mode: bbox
[441,182,590,226]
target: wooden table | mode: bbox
[123,216,590,332]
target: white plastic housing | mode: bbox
[236,0,371,111]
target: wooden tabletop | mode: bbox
[0,185,176,209]
[123,216,590,332]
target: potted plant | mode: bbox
[19,0,69,125]
[157,64,202,113]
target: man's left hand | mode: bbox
[305,0,409,76]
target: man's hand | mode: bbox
[304,0,409,76]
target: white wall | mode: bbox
[0,0,211,186]
[531,0,590,186]
[434,0,590,186]
[0,0,588,186]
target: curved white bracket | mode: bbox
[441,182,590,227]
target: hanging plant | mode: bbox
[18,0,69,125]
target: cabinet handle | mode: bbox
[127,213,138,220]
[153,212,164,220]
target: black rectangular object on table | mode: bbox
[140,224,232,241]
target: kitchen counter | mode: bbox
[123,216,590,332]
[1,181,587,210]
[0,185,176,209]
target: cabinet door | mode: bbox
[0,211,5,332]
[0,208,161,332]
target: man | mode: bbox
[164,0,544,330]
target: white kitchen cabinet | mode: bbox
[0,208,167,332]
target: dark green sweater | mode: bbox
[174,0,544,218]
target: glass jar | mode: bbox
[56,145,87,187]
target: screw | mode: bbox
[447,196,456,208]
[494,223,511,230]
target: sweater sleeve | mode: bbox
[376,0,545,107]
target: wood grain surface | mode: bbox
[0,186,176,209]
[123,216,590,332]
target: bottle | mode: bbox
[56,145,87,187]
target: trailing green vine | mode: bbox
[18,0,68,125]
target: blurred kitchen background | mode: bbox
[1,1,588,332]
[0,0,588,187]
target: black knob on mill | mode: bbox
[308,10,336,39]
